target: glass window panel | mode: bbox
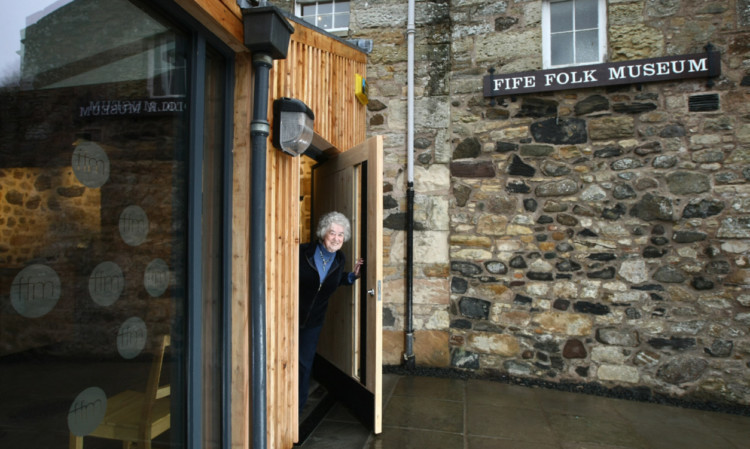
[317,2,333,14]
[575,0,598,30]
[335,1,350,13]
[551,32,574,66]
[301,15,315,26]
[317,14,333,29]
[550,0,573,33]
[0,0,227,447]
[302,4,317,16]
[575,29,599,63]
[334,12,350,29]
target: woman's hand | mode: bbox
[353,258,364,278]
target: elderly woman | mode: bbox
[298,211,363,414]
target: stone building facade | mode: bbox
[280,0,750,407]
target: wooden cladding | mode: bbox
[264,19,367,449]
[270,19,368,152]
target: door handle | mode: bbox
[368,289,375,296]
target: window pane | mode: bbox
[317,14,333,29]
[334,12,350,29]
[551,32,574,66]
[550,0,573,33]
[0,1,191,447]
[302,4,316,16]
[335,1,350,13]
[575,0,598,30]
[301,14,315,26]
[575,29,599,63]
[317,2,333,14]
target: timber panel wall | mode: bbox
[266,18,367,449]
[174,2,366,448]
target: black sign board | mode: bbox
[483,49,721,98]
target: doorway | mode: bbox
[298,136,383,441]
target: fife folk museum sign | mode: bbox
[483,48,720,98]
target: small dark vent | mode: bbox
[689,94,719,112]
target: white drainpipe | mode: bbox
[404,0,416,368]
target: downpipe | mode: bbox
[404,183,415,369]
[250,52,272,449]
[403,0,416,370]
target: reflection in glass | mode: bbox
[0,1,188,447]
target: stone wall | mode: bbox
[340,0,750,407]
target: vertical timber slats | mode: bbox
[266,18,367,449]
[174,2,367,449]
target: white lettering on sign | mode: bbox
[486,53,717,97]
[608,57,708,81]
[544,70,598,86]
[544,69,597,86]
[79,99,187,117]
[493,75,536,91]
[689,58,708,72]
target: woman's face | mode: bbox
[322,223,345,252]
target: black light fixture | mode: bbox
[272,97,315,156]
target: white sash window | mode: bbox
[542,0,607,68]
[296,0,350,32]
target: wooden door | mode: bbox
[311,136,383,433]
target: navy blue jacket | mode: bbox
[299,242,355,329]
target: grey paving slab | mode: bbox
[300,374,750,449]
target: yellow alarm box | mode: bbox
[355,73,368,105]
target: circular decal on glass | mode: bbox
[72,141,110,188]
[88,261,124,307]
[117,317,147,359]
[118,205,148,246]
[144,258,169,297]
[68,386,107,436]
[10,264,61,318]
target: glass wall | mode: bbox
[0,1,228,447]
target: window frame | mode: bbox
[295,0,350,33]
[150,2,235,448]
[542,0,607,69]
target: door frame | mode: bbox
[309,136,383,433]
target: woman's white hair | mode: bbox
[316,211,351,242]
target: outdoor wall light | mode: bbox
[273,97,315,156]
